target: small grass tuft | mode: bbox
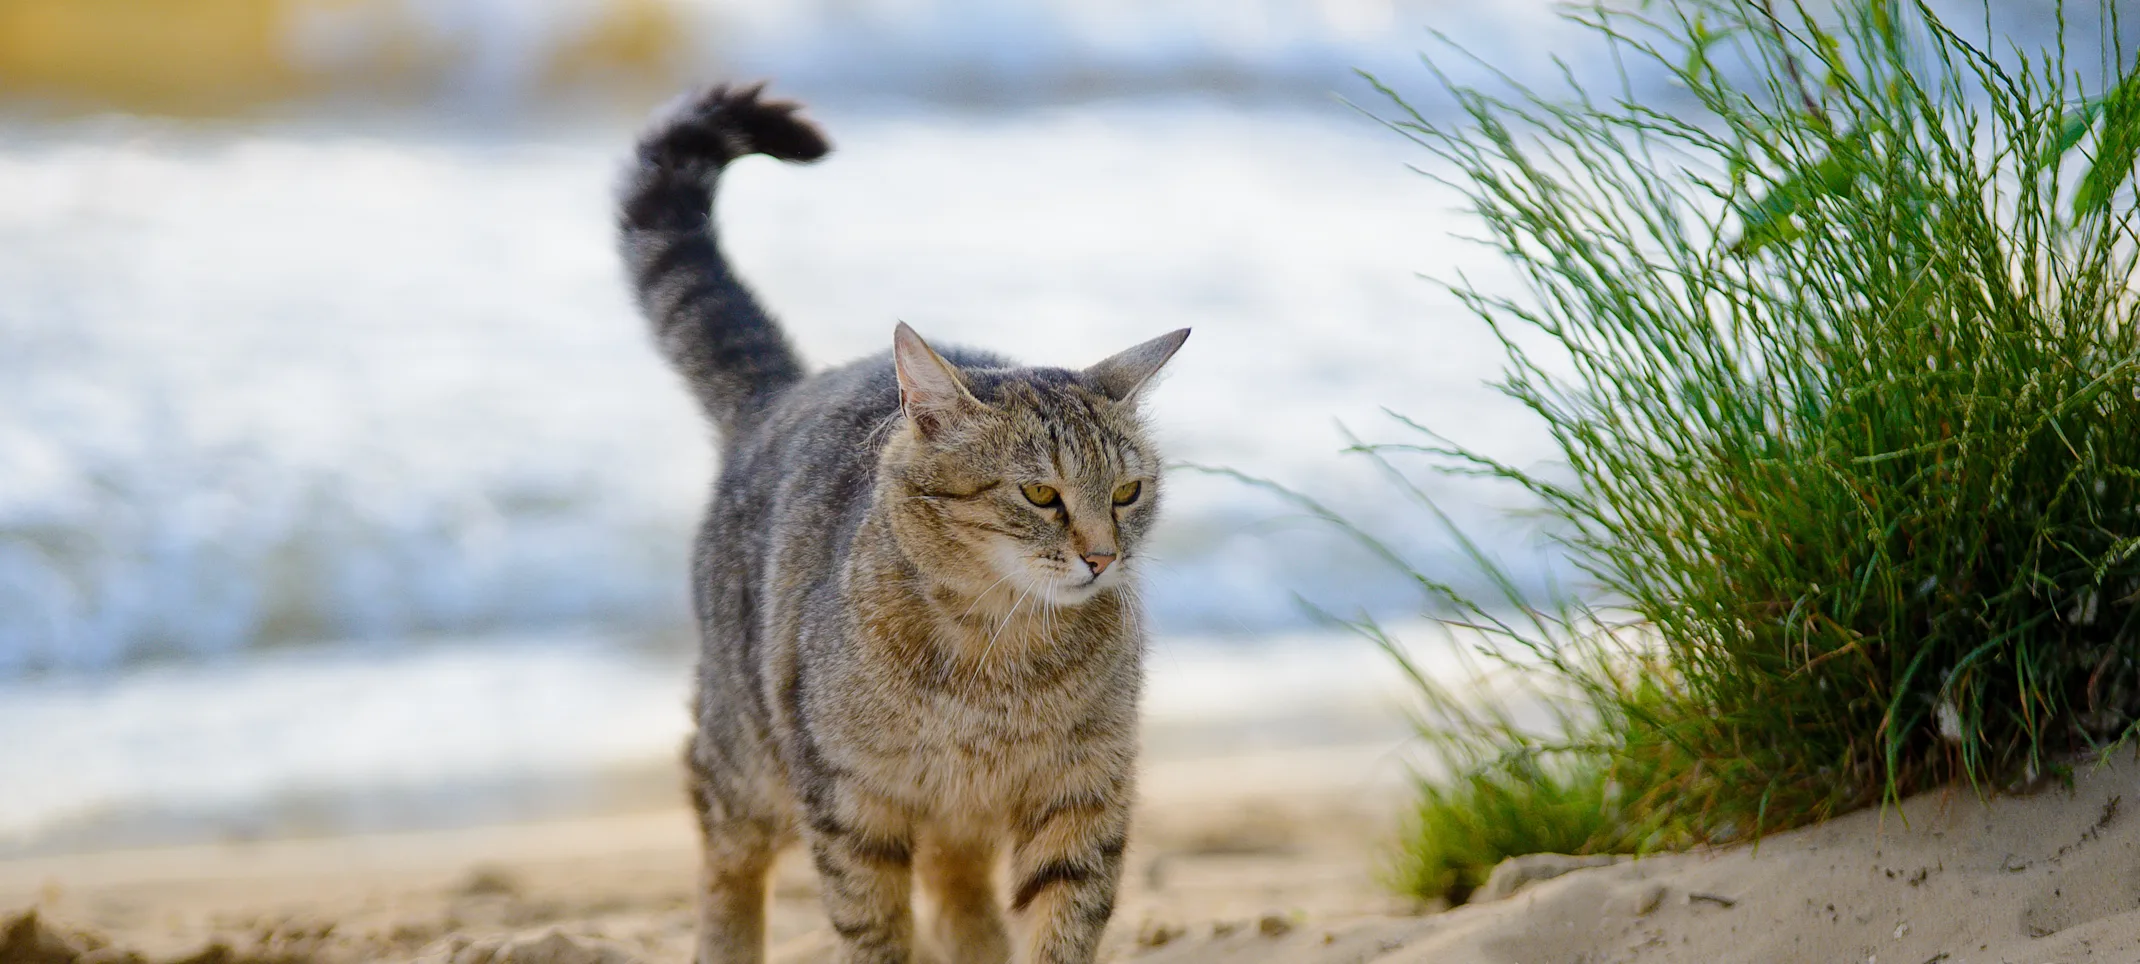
[1396,757,1617,905]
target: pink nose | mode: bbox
[1082,551,1117,576]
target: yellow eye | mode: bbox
[1021,483,1061,507]
[1112,480,1142,505]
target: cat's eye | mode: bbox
[1021,483,1061,507]
[1112,481,1142,505]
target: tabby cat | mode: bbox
[616,83,1188,964]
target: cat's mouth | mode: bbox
[1047,581,1103,606]
[1046,563,1120,603]
[1000,550,1126,608]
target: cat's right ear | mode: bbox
[1085,328,1190,403]
[893,322,983,439]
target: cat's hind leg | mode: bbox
[687,748,786,964]
[915,828,1010,964]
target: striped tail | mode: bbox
[617,83,831,436]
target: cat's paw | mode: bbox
[635,82,831,175]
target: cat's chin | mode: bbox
[1037,574,1115,608]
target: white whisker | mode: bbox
[959,571,1016,620]
[966,582,1032,700]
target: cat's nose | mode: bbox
[1081,551,1117,576]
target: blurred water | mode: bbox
[6,0,2105,673]
[3,0,2110,849]
[301,0,1587,108]
[0,625,1442,853]
[0,100,1561,677]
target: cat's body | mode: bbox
[616,85,1187,964]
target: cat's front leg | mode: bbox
[1007,786,1130,964]
[804,786,918,964]
[915,828,1010,964]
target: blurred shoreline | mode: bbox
[1,625,1431,859]
[0,0,2103,122]
[0,0,1564,117]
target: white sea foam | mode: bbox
[0,102,1562,675]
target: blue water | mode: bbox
[5,0,2098,674]
[0,98,1567,676]
[1,0,2100,849]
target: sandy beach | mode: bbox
[0,741,1413,964]
[5,737,2135,964]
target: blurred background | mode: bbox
[0,0,2084,856]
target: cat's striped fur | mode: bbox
[616,84,1187,964]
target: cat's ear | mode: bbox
[893,322,984,438]
[1084,328,1190,403]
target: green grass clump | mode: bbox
[1348,0,2140,903]
[1374,629,1629,904]
[1397,754,1616,904]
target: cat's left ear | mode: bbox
[1085,329,1190,403]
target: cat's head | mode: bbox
[879,323,1188,612]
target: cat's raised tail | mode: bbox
[617,83,831,435]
